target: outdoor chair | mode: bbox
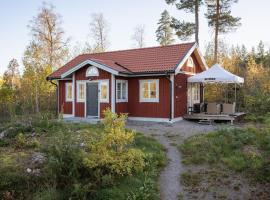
[206,103,221,115]
[222,102,236,115]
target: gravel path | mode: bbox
[127,120,216,200]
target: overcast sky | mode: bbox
[0,0,269,75]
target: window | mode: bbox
[77,82,85,102]
[193,84,200,101]
[65,82,73,102]
[116,80,128,102]
[187,57,194,68]
[100,80,109,102]
[86,66,99,77]
[139,79,159,102]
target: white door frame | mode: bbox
[85,80,100,118]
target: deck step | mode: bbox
[198,119,212,125]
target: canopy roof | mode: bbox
[188,64,244,84]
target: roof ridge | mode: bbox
[81,42,196,56]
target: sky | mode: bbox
[0,0,269,75]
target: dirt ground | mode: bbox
[127,120,269,200]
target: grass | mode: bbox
[180,127,270,182]
[0,117,166,200]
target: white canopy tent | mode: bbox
[188,64,244,84]
[187,64,244,112]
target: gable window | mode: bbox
[65,82,73,102]
[77,82,85,102]
[100,80,109,103]
[86,66,99,77]
[116,80,128,102]
[187,57,194,68]
[139,79,159,102]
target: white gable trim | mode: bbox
[61,59,119,78]
[174,44,208,74]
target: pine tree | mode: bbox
[166,0,203,44]
[205,0,241,63]
[156,10,175,46]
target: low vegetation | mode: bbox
[180,125,270,182]
[0,110,166,200]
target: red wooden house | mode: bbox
[47,42,208,122]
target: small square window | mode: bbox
[139,79,159,102]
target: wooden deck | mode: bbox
[183,112,246,125]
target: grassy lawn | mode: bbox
[179,118,270,199]
[0,113,166,200]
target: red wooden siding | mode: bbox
[127,76,170,118]
[181,53,203,74]
[74,64,111,118]
[58,80,72,114]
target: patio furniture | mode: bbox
[207,103,221,115]
[222,102,236,115]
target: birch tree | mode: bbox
[90,13,110,53]
[132,25,146,48]
[28,2,69,70]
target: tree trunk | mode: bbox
[35,83,40,113]
[195,0,199,45]
[214,0,220,63]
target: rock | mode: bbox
[26,168,32,173]
[30,152,46,166]
[0,129,7,139]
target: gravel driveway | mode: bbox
[127,120,216,200]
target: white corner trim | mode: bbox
[72,74,75,115]
[61,59,119,78]
[111,74,115,112]
[170,74,174,119]
[139,79,159,103]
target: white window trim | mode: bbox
[116,80,128,103]
[76,81,86,102]
[139,79,159,103]
[187,57,194,68]
[65,82,73,102]
[99,80,109,103]
[86,66,99,77]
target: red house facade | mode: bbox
[47,42,208,122]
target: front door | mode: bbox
[86,82,99,117]
[187,83,200,108]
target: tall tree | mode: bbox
[166,0,203,44]
[205,0,241,63]
[28,2,69,70]
[132,24,146,48]
[156,10,175,46]
[3,59,21,89]
[90,13,109,53]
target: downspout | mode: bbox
[165,73,172,122]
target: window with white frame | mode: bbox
[100,80,109,103]
[76,82,85,102]
[193,84,200,101]
[65,82,73,102]
[187,57,194,68]
[116,80,128,102]
[139,79,159,102]
[86,66,99,77]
